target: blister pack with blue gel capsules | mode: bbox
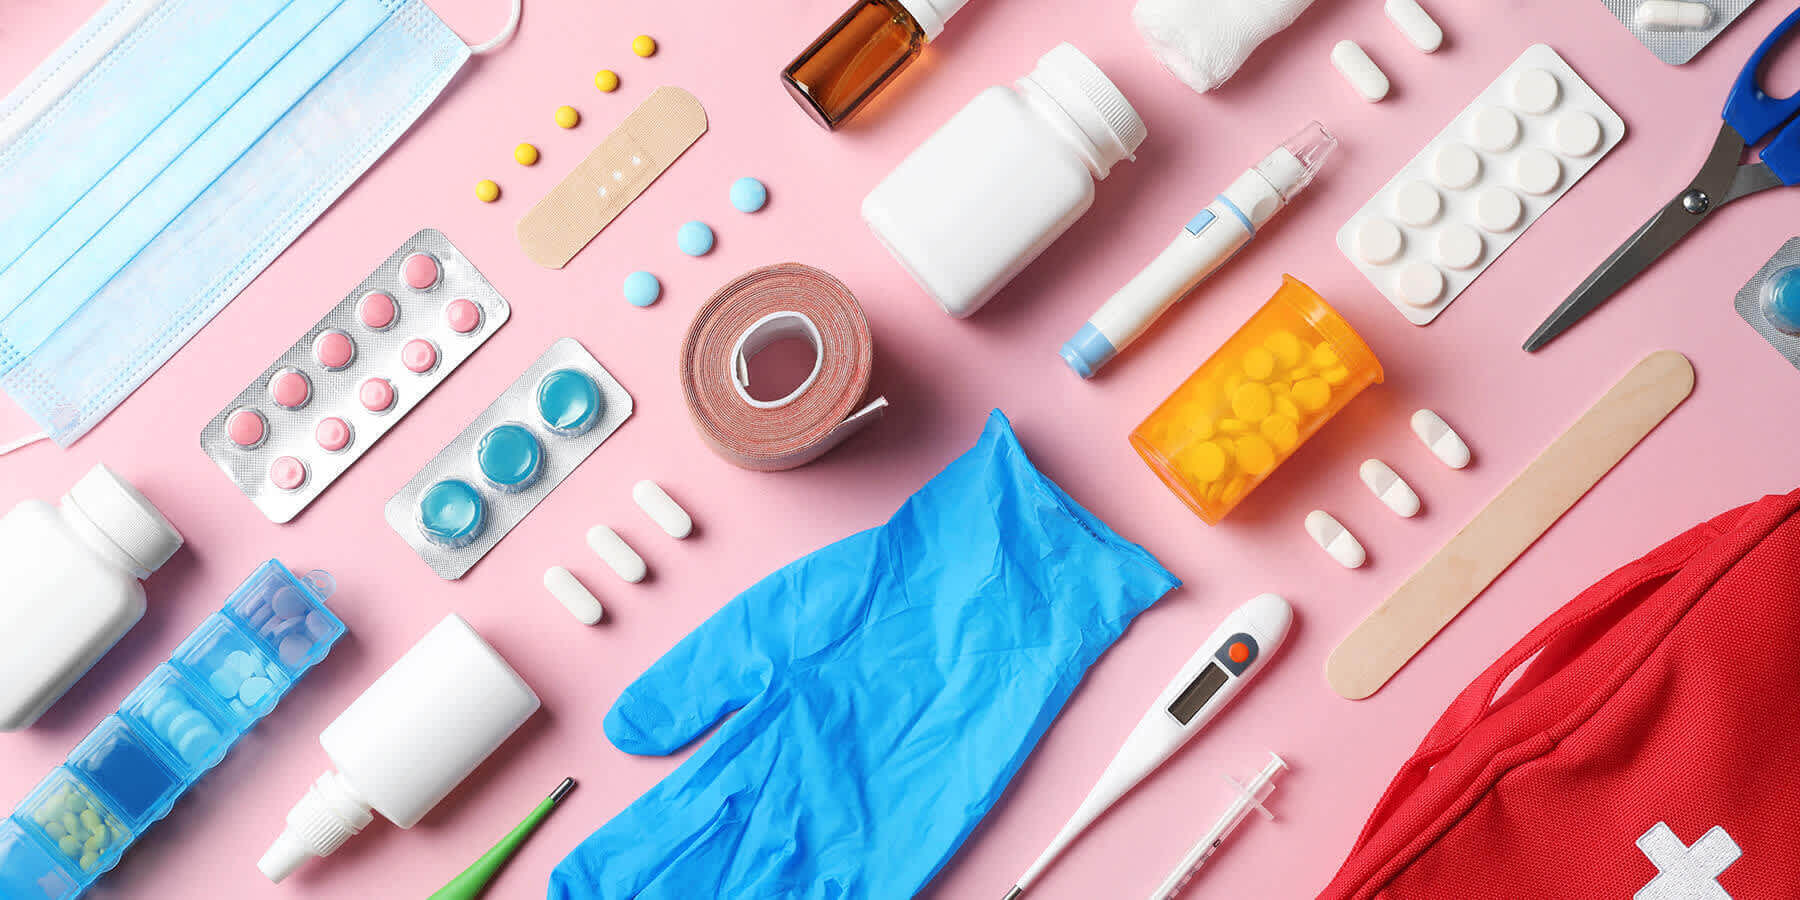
[1735,237,1800,373]
[386,338,633,579]
[0,561,344,899]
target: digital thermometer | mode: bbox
[1002,593,1292,899]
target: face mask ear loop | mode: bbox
[466,0,522,55]
[0,430,49,455]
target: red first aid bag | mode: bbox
[1320,489,1800,899]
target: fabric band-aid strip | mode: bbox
[516,86,707,268]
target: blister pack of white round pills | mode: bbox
[201,229,511,523]
[1336,44,1625,325]
[1601,0,1754,66]
[385,338,633,580]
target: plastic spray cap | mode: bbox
[65,464,182,579]
[428,778,576,900]
[896,0,972,40]
[1255,121,1339,202]
[258,772,375,883]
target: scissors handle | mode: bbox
[1724,6,1800,147]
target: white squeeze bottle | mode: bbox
[258,614,541,882]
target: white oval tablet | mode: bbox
[1356,218,1405,265]
[586,524,647,583]
[632,479,693,539]
[1635,0,1713,30]
[1432,143,1481,190]
[1331,40,1390,102]
[1553,111,1603,157]
[1435,224,1484,270]
[1514,149,1562,195]
[1393,181,1442,226]
[1475,186,1523,232]
[1510,67,1560,115]
[1469,106,1520,152]
[1305,510,1367,569]
[1397,262,1445,307]
[1359,459,1421,518]
[544,565,604,625]
[1411,409,1471,469]
[1384,0,1443,52]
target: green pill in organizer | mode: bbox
[476,424,543,492]
[419,480,485,548]
[537,368,601,435]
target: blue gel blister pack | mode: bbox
[0,561,345,899]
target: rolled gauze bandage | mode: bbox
[1134,0,1318,93]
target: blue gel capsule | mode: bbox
[477,423,543,492]
[1762,266,1800,335]
[419,480,485,548]
[538,369,602,436]
[730,177,768,213]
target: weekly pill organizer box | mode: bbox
[1337,44,1624,325]
[202,229,511,523]
[0,561,343,899]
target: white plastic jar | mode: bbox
[0,464,182,731]
[863,43,1147,318]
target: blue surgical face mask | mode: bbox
[0,0,517,451]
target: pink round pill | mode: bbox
[401,339,439,374]
[313,329,355,370]
[226,408,266,448]
[403,253,439,290]
[358,292,397,330]
[315,417,352,452]
[269,456,307,491]
[444,298,482,334]
[269,369,310,409]
[360,377,395,412]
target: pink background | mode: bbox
[4,0,1800,897]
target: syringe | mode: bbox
[1146,753,1287,900]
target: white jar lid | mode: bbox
[66,464,182,578]
[1023,43,1147,179]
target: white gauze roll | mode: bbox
[1134,0,1319,93]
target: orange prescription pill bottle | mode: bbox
[1131,276,1382,525]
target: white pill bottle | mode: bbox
[863,43,1147,318]
[0,464,182,731]
[258,614,540,882]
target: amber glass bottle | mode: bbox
[782,0,967,131]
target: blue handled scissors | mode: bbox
[1524,7,1800,351]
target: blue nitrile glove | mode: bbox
[548,410,1179,900]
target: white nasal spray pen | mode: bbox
[1060,123,1337,378]
[1002,593,1292,899]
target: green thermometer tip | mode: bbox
[428,777,576,900]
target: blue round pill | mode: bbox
[1762,266,1800,335]
[418,479,485,548]
[676,220,714,256]
[623,271,661,307]
[476,423,543,492]
[729,177,767,213]
[538,368,602,435]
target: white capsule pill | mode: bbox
[1475,186,1523,232]
[1435,224,1484,269]
[1305,510,1367,569]
[1514,148,1562,195]
[1384,0,1444,52]
[632,479,693,539]
[1510,67,1560,115]
[1332,40,1390,103]
[1635,0,1713,29]
[544,565,604,625]
[1356,218,1405,265]
[586,524,647,583]
[1411,409,1471,469]
[1393,180,1442,227]
[1432,143,1481,190]
[1469,106,1520,153]
[1396,262,1445,307]
[1553,111,1603,157]
[1359,459,1422,518]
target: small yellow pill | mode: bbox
[513,143,539,166]
[1293,377,1331,412]
[1311,343,1340,368]
[1186,414,1216,441]
[58,836,79,857]
[1260,415,1299,452]
[1222,372,1244,398]
[631,35,656,57]
[1231,382,1273,423]
[61,813,79,836]
[1182,441,1228,482]
[1275,395,1300,420]
[1322,365,1350,385]
[84,833,104,852]
[1204,480,1226,502]
[554,105,579,128]
[1219,418,1250,435]
[594,69,620,92]
[1235,435,1276,475]
[1289,366,1313,381]
[1264,331,1303,367]
[474,179,500,203]
[1242,347,1276,380]
[1269,381,1290,395]
[79,852,98,872]
[1222,476,1251,505]
[80,810,100,831]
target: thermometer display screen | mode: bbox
[1168,663,1230,725]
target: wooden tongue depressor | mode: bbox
[1325,351,1695,700]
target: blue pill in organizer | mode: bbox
[476,423,543,492]
[1761,266,1800,335]
[676,220,714,256]
[623,271,661,307]
[730,177,767,213]
[419,479,486,548]
[537,368,602,436]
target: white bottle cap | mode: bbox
[1020,43,1147,179]
[64,464,182,579]
[896,0,971,40]
[258,771,374,883]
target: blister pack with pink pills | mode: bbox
[201,229,511,523]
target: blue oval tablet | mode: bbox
[729,177,767,213]
[676,220,714,256]
[1762,266,1800,336]
[476,423,543,492]
[419,480,485,548]
[623,271,661,307]
[538,369,602,435]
